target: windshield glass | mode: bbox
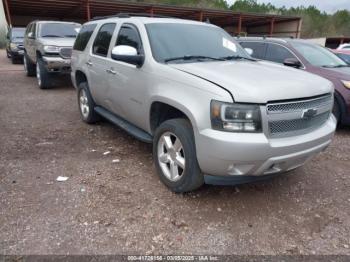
[291,41,347,67]
[145,23,251,63]
[40,23,81,38]
[11,28,25,39]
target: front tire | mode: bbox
[153,118,204,193]
[23,53,36,77]
[77,82,100,124]
[36,58,52,89]
[333,100,341,125]
[6,50,11,58]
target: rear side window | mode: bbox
[265,43,295,64]
[30,23,36,36]
[115,25,142,54]
[25,23,33,37]
[92,23,116,57]
[74,23,97,51]
[240,41,266,59]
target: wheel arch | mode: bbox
[75,70,88,88]
[149,99,196,134]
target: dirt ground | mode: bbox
[0,50,350,256]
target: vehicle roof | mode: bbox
[236,37,313,45]
[333,49,350,55]
[34,20,81,25]
[86,16,216,27]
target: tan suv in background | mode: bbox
[23,21,81,89]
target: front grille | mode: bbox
[267,94,333,137]
[17,45,24,50]
[59,47,72,59]
[267,94,332,113]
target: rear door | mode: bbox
[239,41,267,59]
[87,23,116,109]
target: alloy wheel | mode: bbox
[157,132,185,182]
[79,89,90,119]
[23,56,28,73]
[36,62,41,86]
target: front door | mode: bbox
[107,23,148,128]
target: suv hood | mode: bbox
[170,61,333,103]
[38,37,76,47]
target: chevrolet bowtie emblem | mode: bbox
[302,108,318,119]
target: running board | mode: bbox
[94,106,153,143]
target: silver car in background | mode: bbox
[71,15,336,192]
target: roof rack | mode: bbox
[91,12,174,21]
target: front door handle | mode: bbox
[106,68,117,75]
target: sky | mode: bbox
[226,0,350,13]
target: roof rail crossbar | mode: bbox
[91,12,174,21]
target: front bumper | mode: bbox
[195,115,336,179]
[10,49,24,57]
[42,56,71,72]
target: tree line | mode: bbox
[133,0,350,38]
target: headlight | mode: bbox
[10,43,18,50]
[211,100,262,132]
[341,80,350,89]
[43,45,60,53]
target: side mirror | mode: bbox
[111,45,144,67]
[27,32,35,39]
[244,48,253,56]
[283,57,302,68]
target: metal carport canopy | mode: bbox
[3,0,301,36]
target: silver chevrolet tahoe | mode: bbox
[71,14,337,192]
[23,21,81,89]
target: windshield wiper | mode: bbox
[64,35,77,38]
[164,55,224,63]
[41,35,63,38]
[220,55,256,61]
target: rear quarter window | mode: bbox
[73,23,97,51]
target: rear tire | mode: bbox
[77,82,100,124]
[36,57,52,89]
[153,118,204,193]
[23,53,36,77]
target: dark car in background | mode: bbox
[6,27,25,64]
[238,37,350,126]
[333,50,350,65]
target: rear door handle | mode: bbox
[86,61,93,67]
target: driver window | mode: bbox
[115,25,142,54]
[265,43,295,64]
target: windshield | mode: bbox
[291,41,347,68]
[11,28,25,39]
[145,23,251,63]
[40,23,81,38]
